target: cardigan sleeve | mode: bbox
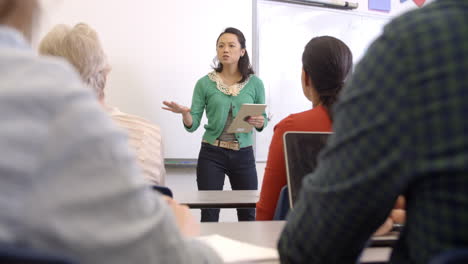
[253,77,268,132]
[185,79,205,132]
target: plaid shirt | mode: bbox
[278,1,468,263]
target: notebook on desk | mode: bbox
[283,131,332,208]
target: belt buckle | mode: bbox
[231,141,240,151]
[213,140,240,151]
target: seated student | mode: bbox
[256,36,353,220]
[278,0,468,263]
[0,1,221,263]
[39,23,166,186]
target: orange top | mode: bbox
[256,105,332,220]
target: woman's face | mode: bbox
[217,33,245,67]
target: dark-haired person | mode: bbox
[278,0,468,263]
[163,27,267,222]
[256,36,353,220]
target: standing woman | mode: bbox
[163,27,267,222]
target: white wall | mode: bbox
[36,0,253,159]
[253,0,433,161]
[35,0,432,160]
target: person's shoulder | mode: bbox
[0,49,114,145]
[110,109,162,134]
[19,53,85,96]
[299,106,330,119]
[198,72,215,83]
[198,74,211,82]
[383,0,460,39]
[274,112,304,132]
[275,107,331,131]
[276,109,314,129]
[247,74,263,86]
[0,49,90,107]
[194,72,216,89]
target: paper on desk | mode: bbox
[196,234,279,263]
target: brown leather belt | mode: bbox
[202,139,240,151]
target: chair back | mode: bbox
[283,131,331,208]
[273,185,290,220]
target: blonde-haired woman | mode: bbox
[39,23,166,185]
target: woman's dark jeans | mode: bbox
[196,142,258,222]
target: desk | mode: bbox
[370,232,399,247]
[177,190,259,209]
[200,221,392,264]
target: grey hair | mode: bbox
[39,23,110,99]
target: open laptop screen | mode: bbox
[283,131,331,208]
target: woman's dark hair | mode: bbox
[302,36,353,112]
[213,27,254,83]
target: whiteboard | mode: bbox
[255,0,390,161]
[36,0,253,159]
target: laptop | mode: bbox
[283,131,400,244]
[283,131,331,208]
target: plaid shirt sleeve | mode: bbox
[278,1,468,263]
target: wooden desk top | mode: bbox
[177,190,259,209]
[200,221,392,264]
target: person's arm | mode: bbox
[254,77,268,131]
[278,24,412,263]
[162,101,193,127]
[374,196,406,236]
[256,119,290,220]
[34,85,221,263]
[162,79,206,130]
[182,111,193,128]
[184,79,205,132]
